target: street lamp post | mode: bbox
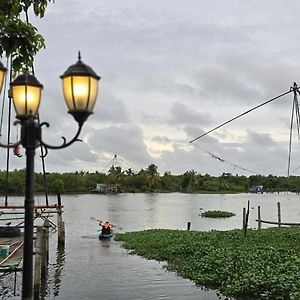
[0,53,100,300]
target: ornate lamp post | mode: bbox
[0,53,100,300]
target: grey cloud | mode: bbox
[92,91,130,124]
[169,102,212,127]
[34,137,98,173]
[244,130,276,147]
[18,0,300,175]
[87,124,151,170]
[151,136,171,143]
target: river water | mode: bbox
[1,192,300,299]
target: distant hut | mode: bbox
[93,183,107,194]
[249,185,263,194]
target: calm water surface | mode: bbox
[2,192,300,299]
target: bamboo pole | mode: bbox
[258,206,261,230]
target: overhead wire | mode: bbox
[118,156,136,172]
[189,86,300,176]
[189,88,294,143]
[191,142,260,175]
[101,154,137,174]
[101,155,117,174]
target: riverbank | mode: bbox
[115,227,300,300]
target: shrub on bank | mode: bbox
[115,228,300,299]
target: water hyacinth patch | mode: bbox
[200,210,236,218]
[115,228,300,299]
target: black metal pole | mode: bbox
[38,114,49,206]
[22,119,38,300]
[4,94,12,206]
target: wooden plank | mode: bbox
[0,205,63,209]
[255,219,300,226]
[0,210,61,215]
[0,266,22,272]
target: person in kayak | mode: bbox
[100,221,112,235]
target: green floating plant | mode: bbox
[200,210,235,218]
[115,227,300,299]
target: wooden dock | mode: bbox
[0,194,66,298]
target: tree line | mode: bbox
[1,164,300,195]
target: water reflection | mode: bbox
[53,245,65,297]
[6,193,299,299]
[39,244,65,300]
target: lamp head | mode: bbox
[10,72,43,120]
[60,52,100,125]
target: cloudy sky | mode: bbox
[2,0,300,176]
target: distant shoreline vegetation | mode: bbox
[200,210,235,218]
[1,166,300,195]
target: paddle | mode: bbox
[90,217,102,223]
[90,217,121,229]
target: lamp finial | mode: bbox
[78,51,81,61]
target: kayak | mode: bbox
[98,232,113,240]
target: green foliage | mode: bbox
[200,210,236,218]
[115,227,300,299]
[0,0,53,72]
[51,179,65,193]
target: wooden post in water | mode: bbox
[243,207,246,231]
[57,193,65,246]
[34,226,43,299]
[277,202,281,229]
[187,222,191,231]
[257,206,261,230]
[41,219,49,280]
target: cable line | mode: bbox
[118,156,136,172]
[189,89,293,143]
[192,142,260,175]
[287,83,300,179]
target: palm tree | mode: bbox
[125,168,134,176]
[182,170,197,193]
[107,166,123,192]
[145,164,159,191]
